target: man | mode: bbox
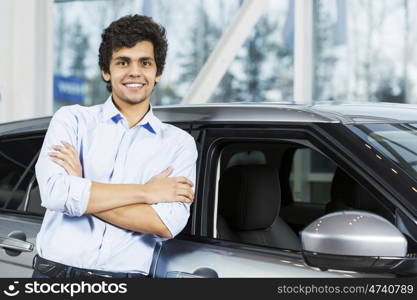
[32,14,197,278]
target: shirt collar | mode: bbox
[136,105,161,134]
[101,96,161,135]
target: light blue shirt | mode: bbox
[35,97,197,274]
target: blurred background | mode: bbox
[1,0,417,123]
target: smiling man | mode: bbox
[32,15,197,279]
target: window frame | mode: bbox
[197,123,401,242]
[168,122,204,237]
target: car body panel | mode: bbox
[152,239,392,278]
[0,214,41,277]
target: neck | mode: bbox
[112,97,150,128]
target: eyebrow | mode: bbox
[139,57,155,61]
[114,56,155,62]
[114,56,130,62]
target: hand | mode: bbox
[144,167,194,204]
[48,141,83,177]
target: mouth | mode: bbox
[123,83,145,89]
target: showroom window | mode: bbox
[314,0,417,103]
[209,0,294,103]
[6,0,417,125]
[53,0,242,110]
[58,0,417,107]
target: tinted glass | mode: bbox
[349,123,417,182]
[314,0,417,103]
[289,148,336,205]
[0,136,43,210]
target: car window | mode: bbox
[0,135,43,212]
[289,148,336,205]
[215,141,304,251]
[349,123,417,182]
[213,139,393,251]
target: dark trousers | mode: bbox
[32,255,149,279]
[32,269,50,278]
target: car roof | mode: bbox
[155,102,417,124]
[1,102,417,135]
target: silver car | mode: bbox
[1,103,417,277]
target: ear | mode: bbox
[155,75,161,83]
[101,70,111,82]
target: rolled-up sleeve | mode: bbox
[35,107,91,217]
[151,133,198,238]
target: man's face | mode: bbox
[102,40,161,107]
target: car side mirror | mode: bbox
[301,211,417,276]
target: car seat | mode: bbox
[217,165,301,250]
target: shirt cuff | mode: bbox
[151,202,190,238]
[66,176,92,216]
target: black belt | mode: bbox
[33,255,149,278]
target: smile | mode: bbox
[124,83,144,88]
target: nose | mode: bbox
[128,62,143,77]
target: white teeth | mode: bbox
[125,84,144,88]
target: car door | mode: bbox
[151,125,403,278]
[0,133,44,277]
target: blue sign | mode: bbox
[54,75,86,104]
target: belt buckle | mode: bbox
[86,271,113,278]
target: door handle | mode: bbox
[0,231,34,256]
[166,267,218,278]
[166,271,206,278]
[0,236,34,253]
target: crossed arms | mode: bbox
[51,143,193,238]
[35,108,197,238]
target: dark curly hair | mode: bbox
[99,14,168,92]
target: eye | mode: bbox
[142,60,152,67]
[116,61,128,66]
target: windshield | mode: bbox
[349,123,417,182]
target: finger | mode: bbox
[51,145,63,151]
[176,195,193,203]
[61,141,71,147]
[175,176,193,187]
[61,141,78,156]
[49,151,71,161]
[159,167,173,178]
[176,183,194,191]
[60,142,79,160]
[52,145,73,157]
[49,152,76,169]
[177,188,194,201]
[50,157,74,174]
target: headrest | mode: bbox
[226,151,266,168]
[219,165,281,231]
